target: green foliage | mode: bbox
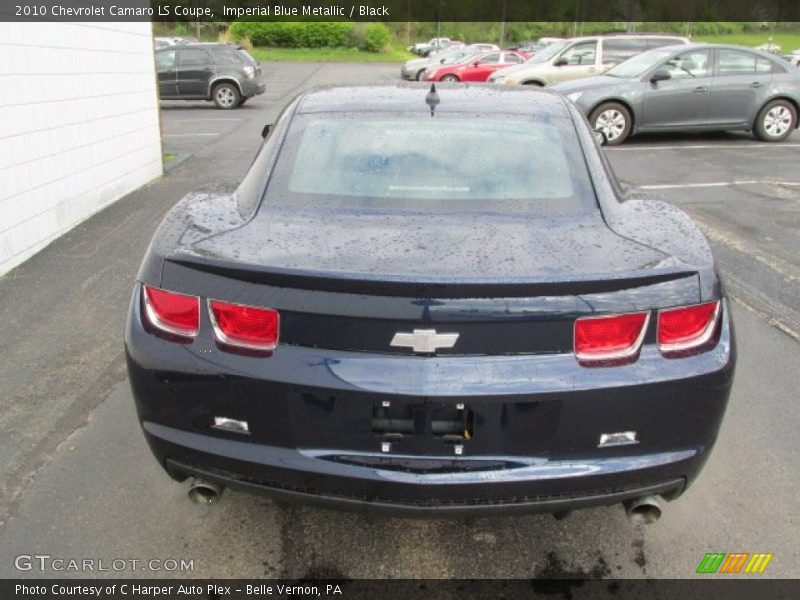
[362,23,391,52]
[229,21,354,48]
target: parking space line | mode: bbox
[693,216,800,283]
[610,143,800,151]
[163,133,221,138]
[640,180,800,190]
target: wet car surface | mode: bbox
[125,84,735,518]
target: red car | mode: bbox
[423,50,529,82]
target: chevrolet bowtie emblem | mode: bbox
[390,329,459,353]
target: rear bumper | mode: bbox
[242,79,266,98]
[163,448,687,517]
[126,288,735,516]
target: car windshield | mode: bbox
[527,40,569,63]
[436,49,470,63]
[261,113,596,213]
[605,49,675,78]
[453,52,483,64]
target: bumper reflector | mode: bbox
[598,431,638,448]
[212,417,250,435]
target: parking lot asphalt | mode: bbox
[0,63,798,580]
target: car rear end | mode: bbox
[234,47,265,99]
[127,273,734,516]
[126,89,735,516]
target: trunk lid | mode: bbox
[163,207,699,355]
[184,207,671,284]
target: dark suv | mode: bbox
[155,43,265,109]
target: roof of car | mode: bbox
[295,83,568,115]
[568,33,689,42]
[643,42,789,56]
[154,43,237,52]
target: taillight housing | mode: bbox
[657,300,721,357]
[574,312,650,365]
[142,285,200,340]
[208,299,280,353]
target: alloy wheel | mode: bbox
[594,109,626,142]
[764,106,792,137]
[215,86,236,108]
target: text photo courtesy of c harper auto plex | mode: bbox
[0,1,799,599]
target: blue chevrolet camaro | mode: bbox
[125,84,735,523]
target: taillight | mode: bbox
[142,285,200,339]
[208,300,280,352]
[574,312,649,364]
[657,300,720,356]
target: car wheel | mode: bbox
[416,69,426,81]
[441,74,459,82]
[212,83,241,109]
[522,81,543,86]
[754,99,796,142]
[590,102,632,146]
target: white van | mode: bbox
[489,34,690,86]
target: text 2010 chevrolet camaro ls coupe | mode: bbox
[125,84,735,522]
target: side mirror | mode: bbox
[593,129,607,146]
[440,58,446,64]
[261,124,272,139]
[554,57,568,67]
[472,61,480,67]
[650,68,671,83]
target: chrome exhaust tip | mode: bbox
[188,479,224,504]
[624,495,663,525]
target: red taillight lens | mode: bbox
[142,285,200,339]
[657,301,720,355]
[574,312,649,364]
[208,300,279,352]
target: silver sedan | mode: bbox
[553,43,800,145]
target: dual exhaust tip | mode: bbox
[186,479,663,524]
[555,495,664,525]
[624,495,663,525]
[187,479,224,504]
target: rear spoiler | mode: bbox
[166,256,697,299]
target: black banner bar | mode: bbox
[2,0,800,23]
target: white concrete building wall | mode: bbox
[0,22,162,275]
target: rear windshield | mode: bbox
[238,49,257,65]
[261,112,597,213]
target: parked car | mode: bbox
[755,42,781,54]
[423,50,530,82]
[467,43,501,53]
[401,45,495,81]
[154,36,198,48]
[155,43,265,109]
[553,43,800,145]
[512,37,564,55]
[126,84,735,520]
[488,34,689,86]
[781,49,800,68]
[408,37,451,56]
[154,37,176,49]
